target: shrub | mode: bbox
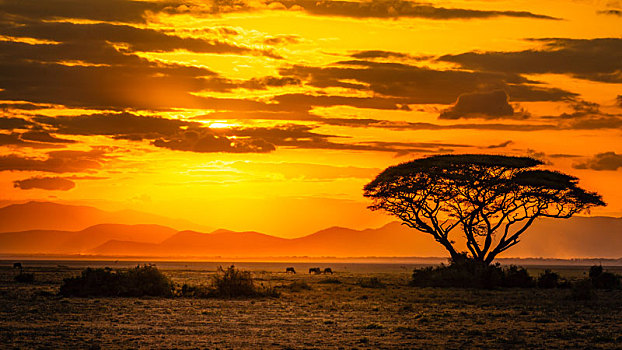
[210,265,279,298]
[571,279,595,301]
[286,281,312,292]
[59,265,173,297]
[14,272,35,283]
[410,257,535,289]
[359,277,386,288]
[503,265,534,288]
[178,283,212,298]
[318,278,342,284]
[588,265,621,289]
[537,269,561,289]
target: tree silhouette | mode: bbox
[364,154,605,264]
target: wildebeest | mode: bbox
[309,267,321,274]
[13,262,22,269]
[286,267,296,274]
[323,268,333,274]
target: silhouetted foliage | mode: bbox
[537,269,564,288]
[571,279,596,301]
[210,265,279,298]
[59,265,173,297]
[410,255,535,289]
[286,281,312,292]
[318,277,342,284]
[589,265,621,289]
[14,272,35,283]
[178,283,211,298]
[359,277,386,288]
[364,154,605,264]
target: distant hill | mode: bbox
[0,201,620,259]
[0,201,210,232]
[0,224,176,255]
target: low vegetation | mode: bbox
[59,265,279,299]
[411,257,621,293]
[60,265,174,297]
[14,272,35,283]
[358,277,386,288]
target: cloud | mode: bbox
[13,176,76,191]
[280,60,575,104]
[152,129,276,153]
[573,152,622,171]
[597,9,622,16]
[439,38,622,83]
[0,117,31,130]
[269,0,558,20]
[617,95,622,107]
[19,131,76,144]
[486,140,513,149]
[440,90,516,119]
[0,149,106,173]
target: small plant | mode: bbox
[537,269,561,289]
[571,278,595,301]
[210,265,279,298]
[14,272,35,283]
[359,277,386,288]
[588,265,620,289]
[318,278,342,284]
[287,281,312,292]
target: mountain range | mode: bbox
[0,201,620,259]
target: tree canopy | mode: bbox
[363,154,605,264]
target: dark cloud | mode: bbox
[439,38,622,83]
[0,149,106,173]
[269,0,558,20]
[34,113,193,138]
[486,140,513,149]
[13,176,76,191]
[153,129,276,153]
[263,35,302,46]
[597,9,622,16]
[0,117,31,130]
[0,21,269,56]
[280,60,575,104]
[20,131,76,144]
[350,50,427,61]
[440,90,516,119]
[573,152,622,171]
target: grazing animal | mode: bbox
[323,268,333,274]
[13,262,22,269]
[286,267,296,274]
[309,267,321,274]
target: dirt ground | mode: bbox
[1,264,621,349]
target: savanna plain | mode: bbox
[1,262,621,349]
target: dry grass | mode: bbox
[0,265,621,349]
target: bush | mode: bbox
[14,272,35,283]
[589,265,620,289]
[359,277,386,288]
[503,265,534,288]
[59,265,173,297]
[571,279,595,301]
[318,278,342,284]
[410,256,536,289]
[210,265,279,298]
[286,281,312,292]
[178,283,211,298]
[537,269,561,289]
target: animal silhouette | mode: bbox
[13,262,22,269]
[323,268,333,274]
[309,267,321,274]
[286,267,296,274]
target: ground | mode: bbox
[1,262,621,349]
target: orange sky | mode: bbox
[0,0,621,237]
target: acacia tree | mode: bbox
[363,154,605,264]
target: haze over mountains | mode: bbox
[0,202,620,259]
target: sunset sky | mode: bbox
[0,0,621,237]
